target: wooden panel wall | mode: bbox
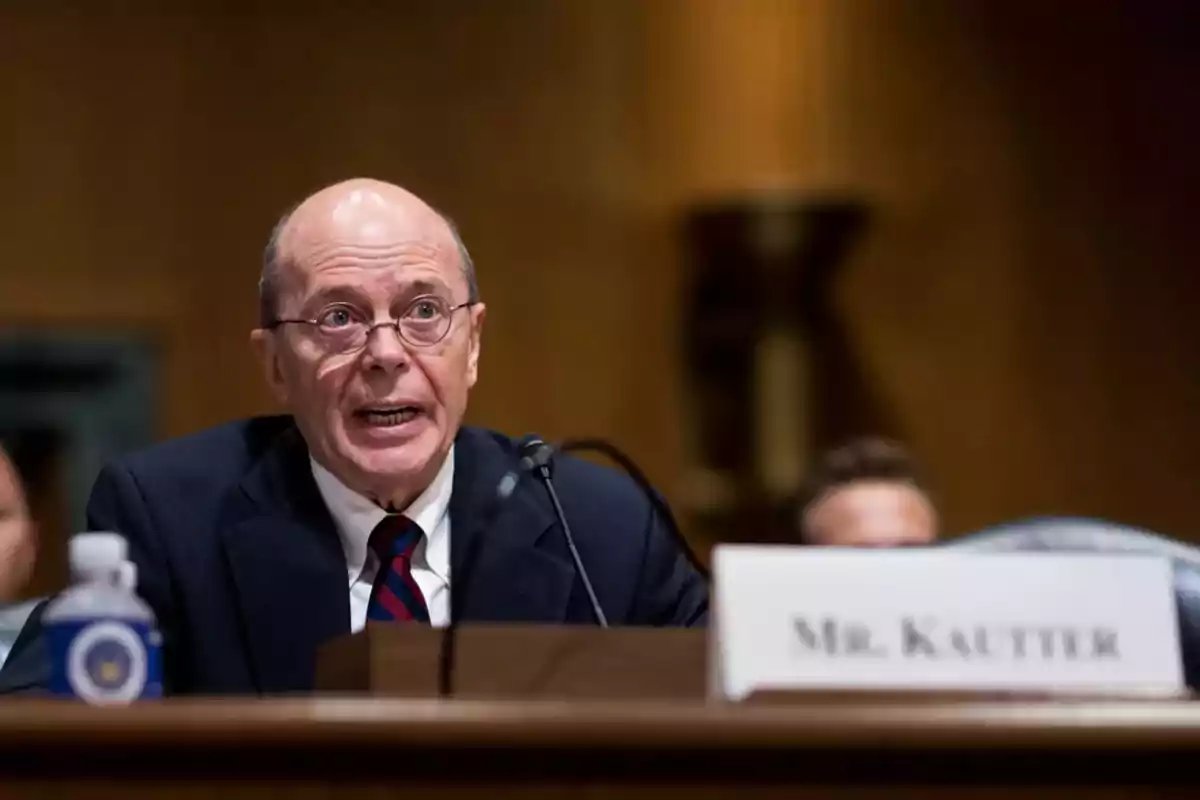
[1,1,1198,577]
[640,0,1200,540]
[820,1,1200,537]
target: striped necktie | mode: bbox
[365,515,431,623]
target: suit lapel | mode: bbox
[449,427,576,622]
[216,423,575,693]
[218,425,349,694]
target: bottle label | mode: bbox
[47,619,163,703]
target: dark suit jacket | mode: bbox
[0,416,707,695]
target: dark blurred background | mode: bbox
[1,0,1197,595]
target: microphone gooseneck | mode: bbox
[523,439,609,628]
[437,437,541,697]
[437,435,703,696]
[557,438,710,582]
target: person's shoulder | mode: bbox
[113,415,296,481]
[460,426,647,510]
[456,425,524,461]
[554,450,646,507]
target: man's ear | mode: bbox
[250,328,290,405]
[466,303,486,388]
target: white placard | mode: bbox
[710,545,1183,700]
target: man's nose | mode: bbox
[361,323,411,371]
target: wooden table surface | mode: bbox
[1,694,1199,748]
[0,695,1197,797]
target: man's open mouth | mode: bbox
[354,406,423,427]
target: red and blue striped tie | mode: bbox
[366,515,430,623]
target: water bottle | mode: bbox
[44,532,163,703]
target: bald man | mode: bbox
[0,179,706,696]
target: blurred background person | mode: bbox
[0,446,37,668]
[793,437,937,548]
[0,447,35,602]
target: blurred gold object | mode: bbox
[99,660,122,684]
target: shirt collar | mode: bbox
[310,446,454,585]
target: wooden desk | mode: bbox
[0,696,1196,797]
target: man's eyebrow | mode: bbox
[298,279,454,313]
[303,286,366,306]
[404,279,449,296]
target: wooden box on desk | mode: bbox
[315,623,707,699]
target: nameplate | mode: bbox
[710,546,1183,700]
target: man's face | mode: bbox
[803,480,937,548]
[0,451,35,601]
[252,191,485,506]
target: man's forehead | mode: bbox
[810,480,934,527]
[281,179,451,252]
[286,206,448,255]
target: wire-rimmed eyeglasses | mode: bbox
[267,295,476,353]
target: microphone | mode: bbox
[557,438,710,582]
[522,439,609,628]
[437,436,543,697]
[436,436,705,695]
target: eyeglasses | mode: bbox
[268,295,475,353]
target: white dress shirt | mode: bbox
[310,448,454,631]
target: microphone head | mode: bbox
[519,437,554,474]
